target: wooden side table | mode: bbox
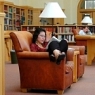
[73,50,80,83]
[4,33,12,62]
[87,36,95,65]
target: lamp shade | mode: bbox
[81,15,92,24]
[39,2,66,18]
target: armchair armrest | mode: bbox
[67,48,80,82]
[69,46,85,55]
[17,51,49,59]
[67,48,75,61]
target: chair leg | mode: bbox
[21,89,28,93]
[80,75,83,78]
[68,85,71,88]
[57,90,64,95]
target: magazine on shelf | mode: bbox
[46,36,61,49]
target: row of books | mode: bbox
[57,34,75,42]
[21,26,57,32]
[57,27,75,33]
[4,25,20,30]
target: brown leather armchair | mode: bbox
[10,31,75,94]
[69,46,86,79]
[70,29,87,80]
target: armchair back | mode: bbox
[10,31,32,52]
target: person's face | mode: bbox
[37,31,46,44]
[83,27,89,32]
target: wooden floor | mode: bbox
[5,62,95,95]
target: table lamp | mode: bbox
[39,2,66,18]
[39,2,66,24]
[39,2,66,35]
[81,14,93,25]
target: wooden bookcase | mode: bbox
[14,5,22,30]
[21,25,77,44]
[56,25,76,43]
[21,24,95,44]
[0,1,14,30]
[0,1,33,31]
[21,6,33,25]
[21,25,57,34]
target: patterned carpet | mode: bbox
[5,62,95,95]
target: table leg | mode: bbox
[87,40,95,65]
[73,54,77,82]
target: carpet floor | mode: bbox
[5,62,95,95]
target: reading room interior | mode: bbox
[0,0,95,95]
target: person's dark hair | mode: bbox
[82,26,89,29]
[32,28,46,43]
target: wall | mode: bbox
[28,0,80,24]
[5,0,20,5]
[63,0,80,24]
[5,0,80,24]
[29,0,64,8]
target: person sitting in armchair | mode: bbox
[78,26,92,35]
[78,26,92,54]
[30,28,68,65]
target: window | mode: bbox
[85,0,95,9]
[80,0,95,9]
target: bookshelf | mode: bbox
[56,25,76,42]
[21,24,95,44]
[0,1,14,30]
[15,6,21,30]
[21,6,33,25]
[0,1,33,31]
[21,25,57,34]
[21,25,76,43]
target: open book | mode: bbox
[46,36,61,49]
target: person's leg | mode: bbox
[59,39,68,53]
[47,41,65,64]
[48,41,60,54]
[59,39,68,62]
[47,41,60,62]
[47,41,60,56]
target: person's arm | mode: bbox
[78,30,85,35]
[89,32,92,35]
[88,30,92,35]
[78,30,82,35]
